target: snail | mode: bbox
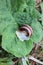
[16,25,33,41]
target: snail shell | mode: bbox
[16,25,33,41]
[19,25,33,36]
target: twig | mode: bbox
[28,56,43,64]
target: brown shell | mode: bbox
[19,25,33,37]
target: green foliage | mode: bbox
[40,3,43,25]
[0,61,14,65]
[0,0,43,57]
[31,20,43,42]
[2,33,33,57]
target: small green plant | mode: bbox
[0,0,43,65]
[0,0,43,57]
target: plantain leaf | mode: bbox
[2,29,33,57]
[31,20,43,43]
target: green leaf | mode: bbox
[2,28,33,57]
[9,0,27,14]
[14,12,32,26]
[31,20,43,43]
[0,61,14,65]
[40,3,43,25]
[0,0,18,35]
